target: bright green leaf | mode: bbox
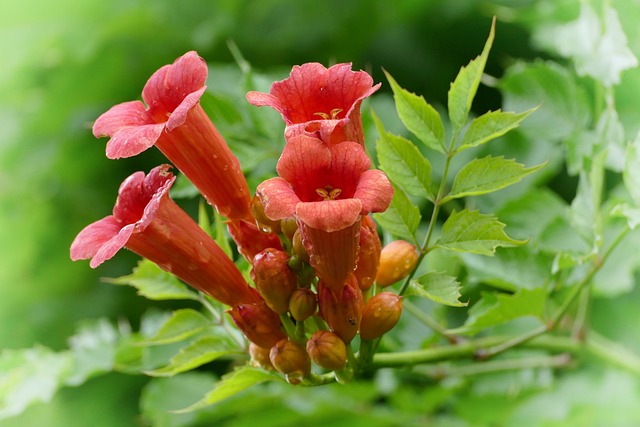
[407,272,467,307]
[213,209,234,259]
[450,288,546,335]
[435,209,527,255]
[624,133,640,206]
[384,70,445,152]
[444,156,544,201]
[0,345,71,420]
[373,184,421,245]
[65,319,119,386]
[374,113,434,201]
[104,260,199,301]
[140,309,211,346]
[145,337,242,377]
[448,17,495,131]
[175,366,284,413]
[457,108,536,152]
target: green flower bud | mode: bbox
[289,288,317,321]
[306,331,347,371]
[269,339,311,384]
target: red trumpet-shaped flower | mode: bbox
[256,134,393,292]
[246,62,380,147]
[70,165,260,307]
[92,51,252,220]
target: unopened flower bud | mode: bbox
[317,275,363,343]
[292,229,310,264]
[228,301,286,349]
[280,217,298,240]
[306,331,347,371]
[359,292,403,341]
[288,288,317,321]
[251,248,298,314]
[249,342,273,370]
[354,216,381,291]
[251,195,281,234]
[269,338,311,384]
[375,240,419,287]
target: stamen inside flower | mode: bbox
[315,186,342,201]
[313,108,344,120]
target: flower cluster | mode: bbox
[71,52,404,382]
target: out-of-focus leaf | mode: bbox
[444,156,544,201]
[104,260,199,301]
[448,17,495,131]
[374,113,434,201]
[533,3,638,87]
[407,272,467,307]
[65,319,119,386]
[145,337,242,377]
[624,132,640,206]
[435,209,527,255]
[0,346,71,420]
[175,366,284,413]
[499,61,590,141]
[373,184,421,245]
[384,70,445,153]
[140,309,211,346]
[457,108,536,152]
[450,288,546,336]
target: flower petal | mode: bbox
[105,123,165,159]
[353,169,394,214]
[142,51,208,115]
[330,141,371,185]
[166,86,206,131]
[246,91,285,113]
[296,199,362,232]
[93,101,151,137]
[70,216,121,261]
[90,224,136,268]
[276,134,331,198]
[256,177,299,221]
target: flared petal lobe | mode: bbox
[247,62,380,146]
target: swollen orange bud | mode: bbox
[375,240,419,287]
[251,248,298,314]
[317,275,363,343]
[251,195,281,234]
[269,339,311,384]
[306,331,347,371]
[359,292,403,341]
[354,216,381,291]
[228,302,286,349]
[288,288,317,321]
[249,342,273,370]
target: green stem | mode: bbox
[587,330,640,376]
[404,300,458,343]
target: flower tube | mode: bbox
[246,62,380,147]
[70,165,260,307]
[256,134,393,293]
[92,51,252,220]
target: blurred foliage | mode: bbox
[2,0,640,425]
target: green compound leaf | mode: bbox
[457,108,537,152]
[384,70,445,153]
[140,309,212,346]
[374,113,434,201]
[407,272,467,307]
[449,288,547,336]
[443,156,545,202]
[104,259,199,301]
[435,209,527,255]
[174,366,284,413]
[448,17,495,132]
[145,336,242,377]
[373,184,421,245]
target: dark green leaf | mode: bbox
[104,260,199,301]
[457,108,536,152]
[407,272,467,307]
[373,184,421,245]
[384,70,445,152]
[448,18,495,131]
[444,156,544,201]
[374,113,434,201]
[435,209,527,255]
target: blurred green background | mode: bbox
[2,0,639,425]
